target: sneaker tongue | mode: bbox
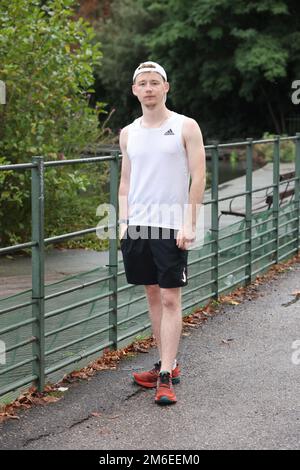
[160,371,170,384]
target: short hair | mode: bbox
[137,62,157,71]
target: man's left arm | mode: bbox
[176,118,206,250]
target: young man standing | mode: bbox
[118,61,206,405]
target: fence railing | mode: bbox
[0,134,299,402]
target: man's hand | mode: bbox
[119,223,128,241]
[176,225,196,250]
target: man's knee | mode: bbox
[160,288,181,310]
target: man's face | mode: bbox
[132,72,169,107]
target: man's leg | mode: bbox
[159,287,182,373]
[144,284,162,358]
[132,284,163,388]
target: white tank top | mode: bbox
[126,111,190,229]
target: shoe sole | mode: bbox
[133,376,180,388]
[155,396,177,405]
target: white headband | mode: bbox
[133,61,167,82]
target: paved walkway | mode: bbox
[205,162,295,230]
[0,261,299,450]
[0,249,123,298]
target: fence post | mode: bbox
[108,151,119,350]
[31,156,45,392]
[0,80,5,104]
[295,133,300,252]
[273,136,280,264]
[211,145,219,300]
[245,138,253,283]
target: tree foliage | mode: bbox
[94,0,300,139]
[0,0,106,247]
[94,0,160,128]
[0,0,103,162]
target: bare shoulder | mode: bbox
[182,117,203,142]
[119,126,131,157]
[182,117,201,135]
[119,125,129,145]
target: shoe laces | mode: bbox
[149,362,160,376]
[158,371,171,387]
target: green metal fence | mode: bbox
[0,135,299,403]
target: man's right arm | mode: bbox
[118,126,131,239]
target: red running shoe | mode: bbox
[155,371,177,405]
[133,361,180,388]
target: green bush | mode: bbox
[254,132,295,163]
[0,0,110,248]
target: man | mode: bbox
[118,61,206,405]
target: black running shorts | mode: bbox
[120,225,188,288]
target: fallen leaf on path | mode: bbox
[42,396,60,403]
[132,346,149,353]
[0,414,18,423]
[222,338,234,345]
